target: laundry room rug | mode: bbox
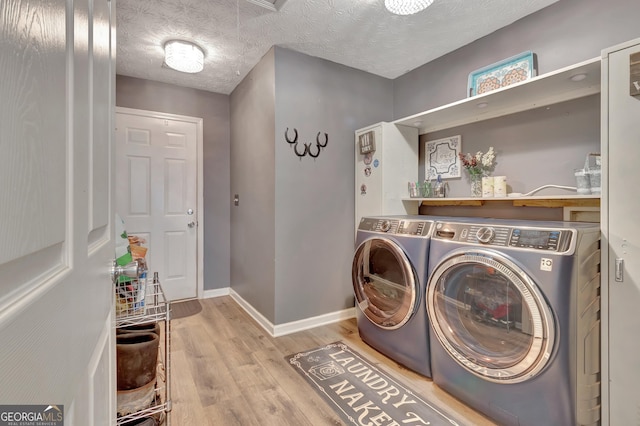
[170,299,202,320]
[286,341,461,426]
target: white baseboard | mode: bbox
[229,289,275,335]
[202,287,230,299]
[229,289,356,337]
[272,307,356,337]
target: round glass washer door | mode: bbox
[426,248,555,383]
[352,238,418,330]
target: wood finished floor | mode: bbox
[168,296,496,426]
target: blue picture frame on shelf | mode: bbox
[468,51,537,97]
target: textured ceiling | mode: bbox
[116,0,558,95]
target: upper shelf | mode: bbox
[393,57,601,135]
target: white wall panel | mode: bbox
[164,159,186,215]
[127,128,151,145]
[89,0,112,238]
[0,0,67,273]
[128,156,151,215]
[165,231,187,279]
[166,131,186,148]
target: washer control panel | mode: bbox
[434,222,572,252]
[358,217,430,236]
[508,228,562,251]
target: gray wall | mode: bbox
[273,47,393,324]
[229,47,392,325]
[229,49,277,322]
[115,75,231,291]
[394,0,640,118]
[419,95,600,197]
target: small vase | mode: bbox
[469,174,483,197]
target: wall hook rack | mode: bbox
[284,128,329,159]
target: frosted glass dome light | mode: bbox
[385,0,434,15]
[164,40,204,73]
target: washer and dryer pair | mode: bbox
[352,216,601,426]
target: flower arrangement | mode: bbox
[459,147,496,177]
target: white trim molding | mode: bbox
[229,289,356,337]
[202,287,231,299]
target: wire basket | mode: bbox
[115,277,148,317]
[116,277,168,326]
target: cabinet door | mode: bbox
[604,39,640,425]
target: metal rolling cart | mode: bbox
[113,265,172,426]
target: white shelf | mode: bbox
[393,57,601,134]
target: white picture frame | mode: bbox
[425,135,461,180]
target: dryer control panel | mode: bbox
[435,222,572,252]
[358,217,431,236]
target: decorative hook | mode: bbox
[294,142,309,157]
[285,127,298,144]
[308,143,321,158]
[316,132,328,148]
[285,128,329,159]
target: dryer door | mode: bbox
[427,248,555,383]
[352,238,418,330]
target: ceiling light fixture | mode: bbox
[385,0,434,15]
[164,40,204,73]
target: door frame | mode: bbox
[115,106,204,299]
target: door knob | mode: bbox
[111,260,140,283]
[188,221,196,228]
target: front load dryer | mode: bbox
[352,216,436,377]
[426,218,601,426]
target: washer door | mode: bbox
[427,248,555,383]
[352,238,418,330]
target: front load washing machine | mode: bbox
[426,218,601,426]
[352,216,436,377]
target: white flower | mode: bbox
[460,146,497,176]
[481,146,495,167]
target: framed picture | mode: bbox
[468,51,537,97]
[425,135,461,180]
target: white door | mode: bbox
[115,108,202,301]
[602,39,640,426]
[0,0,115,424]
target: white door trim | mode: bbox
[115,106,204,299]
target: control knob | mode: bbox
[380,220,392,232]
[476,227,496,244]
